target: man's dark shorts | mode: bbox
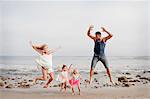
[91,54,109,70]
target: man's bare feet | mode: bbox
[111,81,114,86]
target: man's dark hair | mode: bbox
[95,31,101,35]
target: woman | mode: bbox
[30,41,60,88]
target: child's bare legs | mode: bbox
[71,86,75,95]
[34,67,47,83]
[60,83,64,92]
[64,82,67,93]
[43,72,54,88]
[69,80,75,95]
[77,83,81,95]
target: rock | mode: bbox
[139,77,150,82]
[5,84,14,88]
[18,84,30,88]
[115,82,118,86]
[136,75,141,78]
[127,77,133,79]
[129,79,140,82]
[17,77,21,79]
[94,78,98,82]
[131,84,135,86]
[125,72,131,75]
[103,83,109,87]
[23,81,27,84]
[0,77,7,81]
[4,82,7,85]
[94,86,98,88]
[28,80,33,82]
[118,76,128,82]
[53,85,59,87]
[143,71,150,74]
[122,83,130,87]
[11,78,15,80]
[40,82,44,85]
[18,82,22,85]
[93,71,98,75]
[0,81,4,87]
[84,79,90,83]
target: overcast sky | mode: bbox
[0,0,150,56]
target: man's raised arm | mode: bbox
[101,27,113,42]
[87,25,95,40]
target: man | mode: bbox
[87,25,113,84]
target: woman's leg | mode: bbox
[44,72,54,88]
[35,67,47,83]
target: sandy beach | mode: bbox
[0,56,150,99]
[0,69,150,99]
[1,86,150,99]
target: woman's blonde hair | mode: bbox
[37,44,48,50]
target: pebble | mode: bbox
[53,85,59,87]
[118,76,128,82]
[125,72,131,75]
[143,71,150,74]
[18,84,31,88]
[0,81,4,87]
[136,75,141,78]
[94,86,98,88]
[129,79,140,82]
[5,84,14,88]
[28,80,33,82]
[94,78,98,82]
[122,83,130,87]
[0,77,8,81]
[93,71,98,75]
[139,77,150,82]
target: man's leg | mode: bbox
[90,69,94,84]
[90,56,99,84]
[106,68,113,83]
[100,56,113,84]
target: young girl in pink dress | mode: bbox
[69,69,82,95]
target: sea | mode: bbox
[0,56,150,77]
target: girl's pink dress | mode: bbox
[69,74,80,86]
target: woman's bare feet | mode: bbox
[43,84,48,88]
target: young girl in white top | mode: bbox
[56,64,72,93]
[30,41,60,88]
